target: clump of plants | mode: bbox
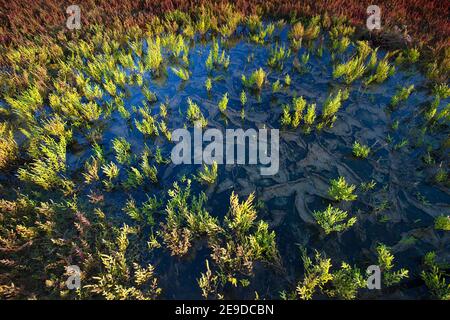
[86,225,162,300]
[375,244,409,287]
[313,204,357,235]
[352,141,370,159]
[320,89,349,127]
[421,252,450,300]
[328,176,357,201]
[195,161,218,184]
[171,66,190,81]
[206,39,230,71]
[218,93,229,113]
[159,178,221,256]
[187,98,208,127]
[267,44,291,70]
[390,85,414,107]
[288,21,304,50]
[434,215,450,231]
[0,123,18,169]
[241,68,266,90]
[293,249,366,300]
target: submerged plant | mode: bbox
[313,204,357,235]
[328,176,357,202]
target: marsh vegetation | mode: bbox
[0,6,449,300]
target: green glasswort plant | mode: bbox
[206,39,230,71]
[0,123,18,169]
[326,263,366,300]
[434,215,450,231]
[17,135,74,193]
[364,56,395,85]
[320,89,348,127]
[280,104,292,127]
[391,85,414,107]
[218,93,229,113]
[86,225,162,300]
[313,204,357,234]
[195,161,218,184]
[241,68,266,90]
[303,103,316,132]
[272,80,281,93]
[376,243,409,287]
[284,74,291,86]
[240,90,247,106]
[159,179,221,256]
[102,161,120,190]
[296,249,332,300]
[112,137,132,165]
[187,98,208,127]
[205,78,212,92]
[171,66,190,81]
[135,106,159,137]
[291,96,307,128]
[421,252,450,300]
[352,141,370,158]
[267,44,291,70]
[328,176,357,201]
